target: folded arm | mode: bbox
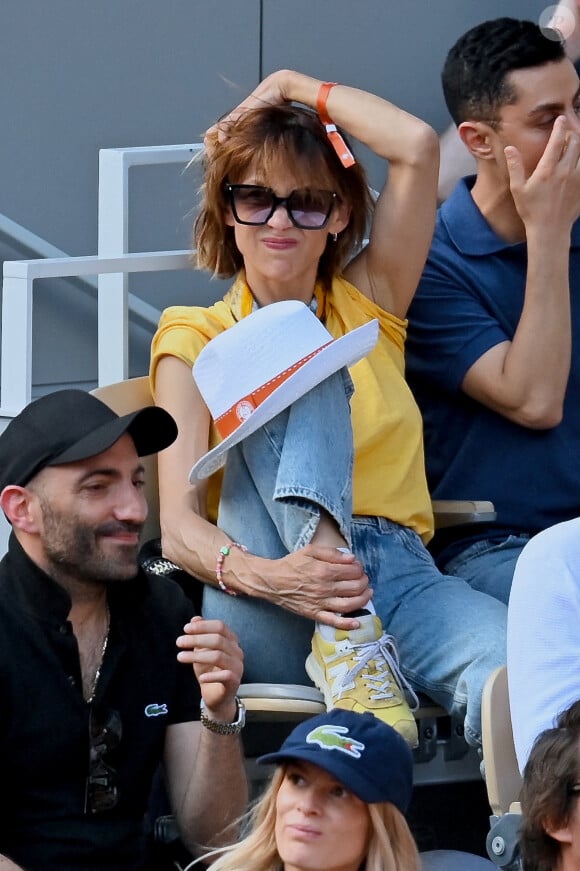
[164,617,247,851]
[462,118,580,428]
[155,355,371,629]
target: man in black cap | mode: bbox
[0,389,247,871]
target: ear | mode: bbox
[0,485,41,534]
[224,207,236,228]
[328,201,351,235]
[544,817,574,846]
[457,120,497,161]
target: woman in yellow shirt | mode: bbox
[150,69,506,749]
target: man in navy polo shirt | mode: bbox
[0,390,247,871]
[406,16,580,604]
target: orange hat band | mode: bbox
[215,340,332,439]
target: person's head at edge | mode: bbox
[0,389,177,588]
[441,17,579,184]
[521,699,580,871]
[202,708,420,871]
[194,104,374,293]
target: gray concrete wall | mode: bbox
[1,0,548,388]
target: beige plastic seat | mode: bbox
[481,666,522,869]
[481,665,522,817]
[92,376,496,734]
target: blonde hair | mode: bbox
[199,766,421,871]
[194,104,374,291]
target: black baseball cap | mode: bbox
[0,389,177,491]
[258,708,413,812]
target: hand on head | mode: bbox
[205,70,293,153]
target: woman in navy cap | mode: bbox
[199,708,420,871]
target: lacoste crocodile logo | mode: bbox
[144,703,168,718]
[306,724,365,757]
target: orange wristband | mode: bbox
[316,82,356,168]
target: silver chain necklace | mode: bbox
[86,604,111,704]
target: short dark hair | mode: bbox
[442,17,566,126]
[520,700,580,871]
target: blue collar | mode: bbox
[441,176,580,253]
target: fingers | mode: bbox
[322,587,374,619]
[177,617,244,715]
[178,614,239,643]
[559,127,580,170]
[301,544,368,580]
[537,115,580,171]
[268,548,372,623]
[202,72,290,152]
[176,616,243,671]
[541,114,569,163]
[318,613,364,630]
[304,544,358,563]
[507,116,580,229]
[504,145,525,192]
[315,596,375,631]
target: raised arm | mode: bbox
[163,617,247,851]
[154,354,371,629]
[214,69,439,318]
[462,117,580,427]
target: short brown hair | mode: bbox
[194,104,373,290]
[521,700,580,871]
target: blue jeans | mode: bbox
[202,371,506,747]
[442,535,531,605]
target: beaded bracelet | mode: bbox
[216,542,248,596]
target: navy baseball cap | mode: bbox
[0,389,177,491]
[258,709,413,812]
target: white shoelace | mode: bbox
[331,633,419,711]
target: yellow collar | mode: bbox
[223,271,327,322]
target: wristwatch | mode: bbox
[200,697,246,734]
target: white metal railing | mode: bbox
[97,143,203,385]
[0,212,166,329]
[0,212,74,260]
[1,250,190,418]
[1,142,205,419]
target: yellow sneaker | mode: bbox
[305,614,419,748]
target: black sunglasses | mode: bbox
[84,706,122,815]
[225,183,337,230]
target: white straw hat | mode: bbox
[189,300,378,482]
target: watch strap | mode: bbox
[200,697,246,734]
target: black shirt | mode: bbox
[0,535,200,871]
